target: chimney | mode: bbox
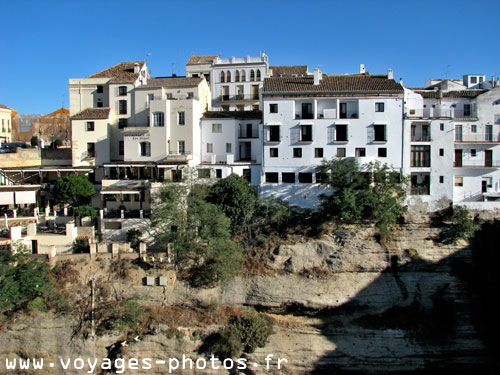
[387,69,394,80]
[134,63,140,74]
[359,64,366,74]
[314,67,322,85]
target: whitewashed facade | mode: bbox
[260,67,405,208]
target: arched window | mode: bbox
[241,70,246,82]
[250,70,255,81]
[220,71,225,83]
[235,70,240,82]
[256,69,261,81]
[226,70,231,83]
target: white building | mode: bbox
[404,79,500,209]
[187,52,269,111]
[199,111,262,184]
[260,66,405,208]
[0,104,13,144]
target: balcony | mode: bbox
[454,160,500,168]
[202,154,234,164]
[164,151,192,161]
[454,134,499,144]
[411,185,430,195]
[411,135,431,142]
[453,109,478,119]
[407,108,478,119]
[219,94,259,102]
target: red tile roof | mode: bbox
[71,108,111,120]
[186,55,218,65]
[87,61,145,83]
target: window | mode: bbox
[140,142,151,156]
[87,143,95,157]
[374,124,386,142]
[378,148,387,157]
[207,143,213,153]
[439,148,444,156]
[243,169,251,182]
[250,70,255,81]
[471,149,477,157]
[471,124,477,133]
[86,121,95,131]
[178,140,185,154]
[187,92,194,98]
[454,176,463,187]
[119,141,124,156]
[336,148,346,157]
[300,125,312,142]
[226,71,231,82]
[314,148,323,158]
[265,172,278,183]
[212,123,222,133]
[256,69,261,81]
[270,148,278,157]
[316,172,327,183]
[269,104,278,113]
[464,104,471,117]
[97,102,103,107]
[216,169,222,179]
[178,112,185,125]
[336,124,348,141]
[146,93,154,107]
[118,86,127,96]
[119,100,127,114]
[293,148,302,158]
[97,85,103,93]
[282,173,295,183]
[269,126,280,142]
[235,70,240,82]
[411,145,431,167]
[220,71,225,83]
[471,76,477,84]
[226,143,232,153]
[299,173,313,183]
[241,70,246,81]
[198,169,211,179]
[118,118,128,129]
[375,102,385,112]
[440,123,444,131]
[355,148,366,157]
[439,176,444,183]
[166,93,173,99]
[153,112,164,127]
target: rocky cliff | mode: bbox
[0,220,492,374]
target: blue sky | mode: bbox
[1,0,499,114]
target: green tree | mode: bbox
[54,174,97,222]
[318,158,407,234]
[151,182,242,287]
[207,174,258,234]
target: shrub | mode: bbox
[126,229,142,250]
[27,297,46,313]
[436,206,480,244]
[215,326,243,359]
[232,311,274,353]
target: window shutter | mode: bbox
[290,127,300,144]
[367,126,374,143]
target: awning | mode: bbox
[0,191,14,205]
[15,191,36,204]
[100,190,141,195]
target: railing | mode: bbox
[81,151,95,160]
[454,160,500,168]
[453,109,478,118]
[411,135,431,142]
[201,154,235,164]
[454,134,499,143]
[239,131,259,138]
[219,94,259,101]
[411,186,430,195]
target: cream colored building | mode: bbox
[0,104,13,144]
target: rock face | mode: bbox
[0,221,489,374]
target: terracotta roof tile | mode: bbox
[186,55,218,65]
[263,74,403,94]
[270,65,309,77]
[71,108,111,120]
[87,61,145,83]
[415,90,486,99]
